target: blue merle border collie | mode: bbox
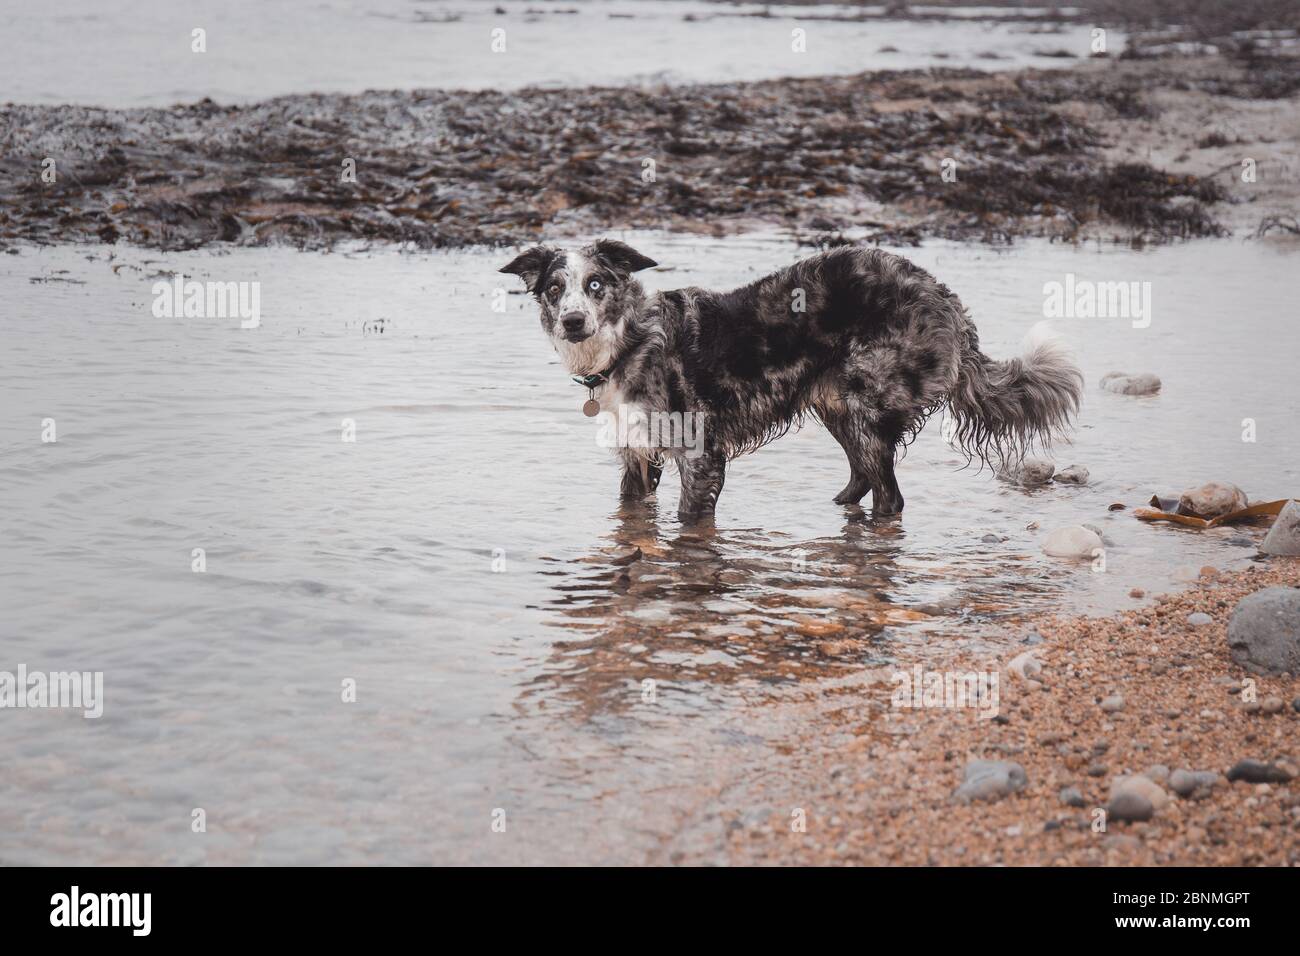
[501,239,1082,522]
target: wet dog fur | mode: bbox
[501,239,1082,522]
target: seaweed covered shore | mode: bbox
[1,53,1296,251]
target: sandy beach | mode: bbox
[687,558,1300,866]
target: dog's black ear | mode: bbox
[499,246,556,292]
[590,239,657,275]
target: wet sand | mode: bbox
[684,558,1300,866]
[3,54,1296,251]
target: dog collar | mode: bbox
[572,371,610,417]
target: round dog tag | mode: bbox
[582,399,600,417]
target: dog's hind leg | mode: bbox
[824,407,905,515]
[677,447,726,522]
[866,435,904,516]
[823,410,872,505]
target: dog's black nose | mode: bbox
[561,312,587,334]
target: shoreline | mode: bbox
[2,54,1296,253]
[683,557,1300,866]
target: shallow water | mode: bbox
[1,0,1117,107]
[1,234,1296,864]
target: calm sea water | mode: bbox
[1,234,1296,864]
[0,0,1116,107]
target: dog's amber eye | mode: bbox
[588,279,601,292]
[547,284,560,297]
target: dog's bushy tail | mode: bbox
[946,322,1083,467]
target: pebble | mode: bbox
[1059,786,1086,808]
[1053,464,1089,485]
[1261,696,1284,715]
[1110,774,1169,811]
[1169,769,1220,797]
[1099,694,1125,713]
[1103,833,1144,852]
[952,759,1028,804]
[1042,525,1104,559]
[1186,612,1213,627]
[1009,457,1055,485]
[1145,765,1170,785]
[1178,480,1248,519]
[1100,371,1161,396]
[1007,650,1043,680]
[1226,759,1294,784]
[1227,586,1300,675]
[1260,499,1300,556]
[1108,791,1155,822]
[1130,588,1145,598]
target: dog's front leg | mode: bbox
[677,448,726,522]
[619,451,663,499]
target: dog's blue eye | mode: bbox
[588,279,601,292]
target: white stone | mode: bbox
[1041,525,1103,559]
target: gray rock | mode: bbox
[1169,769,1220,797]
[1178,481,1248,519]
[1226,759,1294,784]
[1145,765,1170,785]
[1110,774,1169,810]
[1006,457,1055,485]
[1099,694,1125,713]
[1042,525,1104,559]
[1053,464,1090,485]
[1261,499,1300,556]
[1100,371,1161,395]
[1187,612,1213,627]
[953,759,1028,804]
[1227,586,1300,675]
[1108,791,1154,822]
[1059,786,1086,808]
